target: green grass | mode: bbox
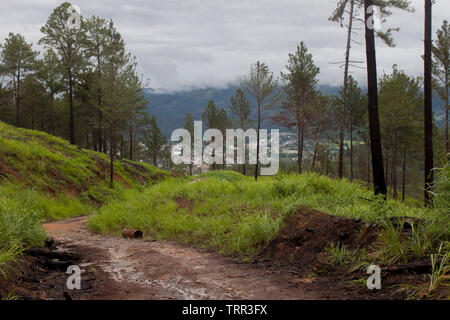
[325,243,371,271]
[0,121,167,282]
[88,170,447,260]
[0,246,24,279]
[0,121,168,198]
[428,242,450,294]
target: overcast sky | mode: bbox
[1,0,449,92]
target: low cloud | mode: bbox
[1,0,448,92]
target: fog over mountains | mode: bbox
[145,85,446,136]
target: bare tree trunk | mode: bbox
[424,0,434,206]
[49,93,55,135]
[338,0,355,179]
[445,69,449,159]
[110,122,114,188]
[312,129,320,171]
[68,67,75,145]
[15,69,21,127]
[392,133,398,199]
[129,127,133,161]
[298,125,304,174]
[255,100,261,181]
[98,110,103,153]
[367,138,371,186]
[350,122,354,181]
[385,150,389,191]
[97,57,103,153]
[389,151,393,199]
[402,153,407,203]
[364,0,387,196]
[325,139,330,176]
[120,133,124,160]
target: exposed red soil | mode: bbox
[257,207,379,271]
[0,160,20,181]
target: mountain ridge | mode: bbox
[144,85,446,135]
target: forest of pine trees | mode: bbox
[0,1,448,204]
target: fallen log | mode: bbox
[384,258,439,274]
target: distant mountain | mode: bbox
[144,85,340,135]
[144,85,446,135]
[144,86,240,134]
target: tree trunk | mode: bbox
[424,0,434,206]
[120,133,124,160]
[110,122,114,188]
[446,94,449,158]
[298,125,304,174]
[338,0,355,179]
[389,151,393,199]
[367,138,371,186]
[98,110,103,153]
[392,133,398,199]
[402,153,407,203]
[68,67,75,145]
[385,150,389,190]
[350,122,354,181]
[364,0,387,196]
[255,100,261,181]
[325,140,330,176]
[97,56,103,153]
[49,93,55,135]
[16,68,20,127]
[129,127,133,161]
[312,129,320,171]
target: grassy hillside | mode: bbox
[89,170,449,258]
[0,121,167,269]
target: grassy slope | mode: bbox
[0,121,167,250]
[88,170,449,260]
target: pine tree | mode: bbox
[100,20,132,186]
[270,42,319,174]
[0,33,38,127]
[35,49,64,135]
[241,61,278,181]
[230,88,254,175]
[40,2,86,145]
[379,66,423,200]
[83,15,109,152]
[340,76,366,181]
[202,100,224,170]
[432,20,449,159]
[143,115,166,166]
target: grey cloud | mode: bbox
[0,0,449,92]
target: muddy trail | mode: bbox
[4,211,433,300]
[39,216,322,300]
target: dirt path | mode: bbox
[43,216,320,300]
